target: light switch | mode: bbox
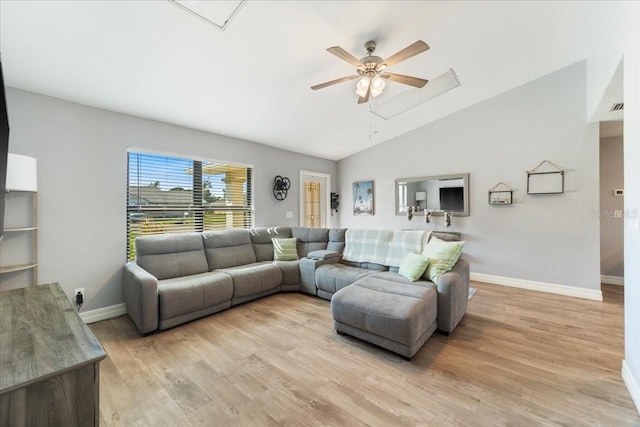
[285,211,293,219]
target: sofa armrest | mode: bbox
[123,261,159,335]
[299,256,341,295]
[307,250,342,260]
[435,258,470,334]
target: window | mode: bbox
[127,151,253,260]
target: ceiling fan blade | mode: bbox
[327,46,365,68]
[381,72,428,88]
[311,75,359,90]
[381,40,430,68]
[357,85,370,104]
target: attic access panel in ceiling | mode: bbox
[371,69,461,120]
[169,0,246,30]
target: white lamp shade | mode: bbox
[370,75,386,97]
[415,191,426,201]
[6,153,38,192]
[355,77,370,97]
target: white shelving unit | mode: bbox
[0,191,38,288]
[0,154,38,289]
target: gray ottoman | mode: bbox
[330,275,438,359]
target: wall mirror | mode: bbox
[395,173,470,216]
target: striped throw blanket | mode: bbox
[385,230,431,267]
[343,229,431,267]
[343,229,393,264]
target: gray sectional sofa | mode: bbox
[123,227,470,348]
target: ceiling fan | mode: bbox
[311,40,430,104]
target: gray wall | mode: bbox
[599,135,624,278]
[3,88,336,310]
[337,61,601,291]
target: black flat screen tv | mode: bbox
[439,186,464,211]
[0,59,10,241]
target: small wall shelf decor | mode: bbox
[330,192,339,215]
[488,182,514,205]
[527,160,565,194]
[273,175,291,200]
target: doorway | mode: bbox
[299,171,330,228]
[599,120,625,286]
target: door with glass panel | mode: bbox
[304,181,321,227]
[299,171,329,228]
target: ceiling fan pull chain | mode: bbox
[368,103,379,139]
[369,104,372,140]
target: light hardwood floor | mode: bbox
[90,283,640,426]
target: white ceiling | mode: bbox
[0,1,627,161]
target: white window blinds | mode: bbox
[127,151,253,260]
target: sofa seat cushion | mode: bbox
[331,276,437,347]
[315,263,375,295]
[370,271,436,289]
[218,262,283,298]
[274,260,300,286]
[158,271,233,320]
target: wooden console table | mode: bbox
[0,283,106,426]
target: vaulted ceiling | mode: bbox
[0,1,626,160]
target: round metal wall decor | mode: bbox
[273,175,291,200]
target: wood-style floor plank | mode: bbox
[90,284,640,426]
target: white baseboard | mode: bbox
[623,359,640,415]
[601,275,624,286]
[470,272,603,301]
[80,303,127,324]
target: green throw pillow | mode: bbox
[422,236,465,282]
[398,252,430,282]
[272,237,299,261]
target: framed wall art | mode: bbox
[353,180,374,215]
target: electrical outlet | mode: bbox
[74,288,85,305]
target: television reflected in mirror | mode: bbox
[395,173,469,216]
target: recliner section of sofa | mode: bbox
[124,227,340,334]
[123,227,468,336]
[124,233,235,334]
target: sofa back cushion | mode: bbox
[135,233,209,280]
[327,228,346,253]
[430,231,462,242]
[292,227,329,257]
[250,227,292,261]
[203,229,256,270]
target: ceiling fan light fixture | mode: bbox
[355,77,370,97]
[312,40,430,104]
[370,75,386,97]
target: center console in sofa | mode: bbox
[123,227,469,344]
